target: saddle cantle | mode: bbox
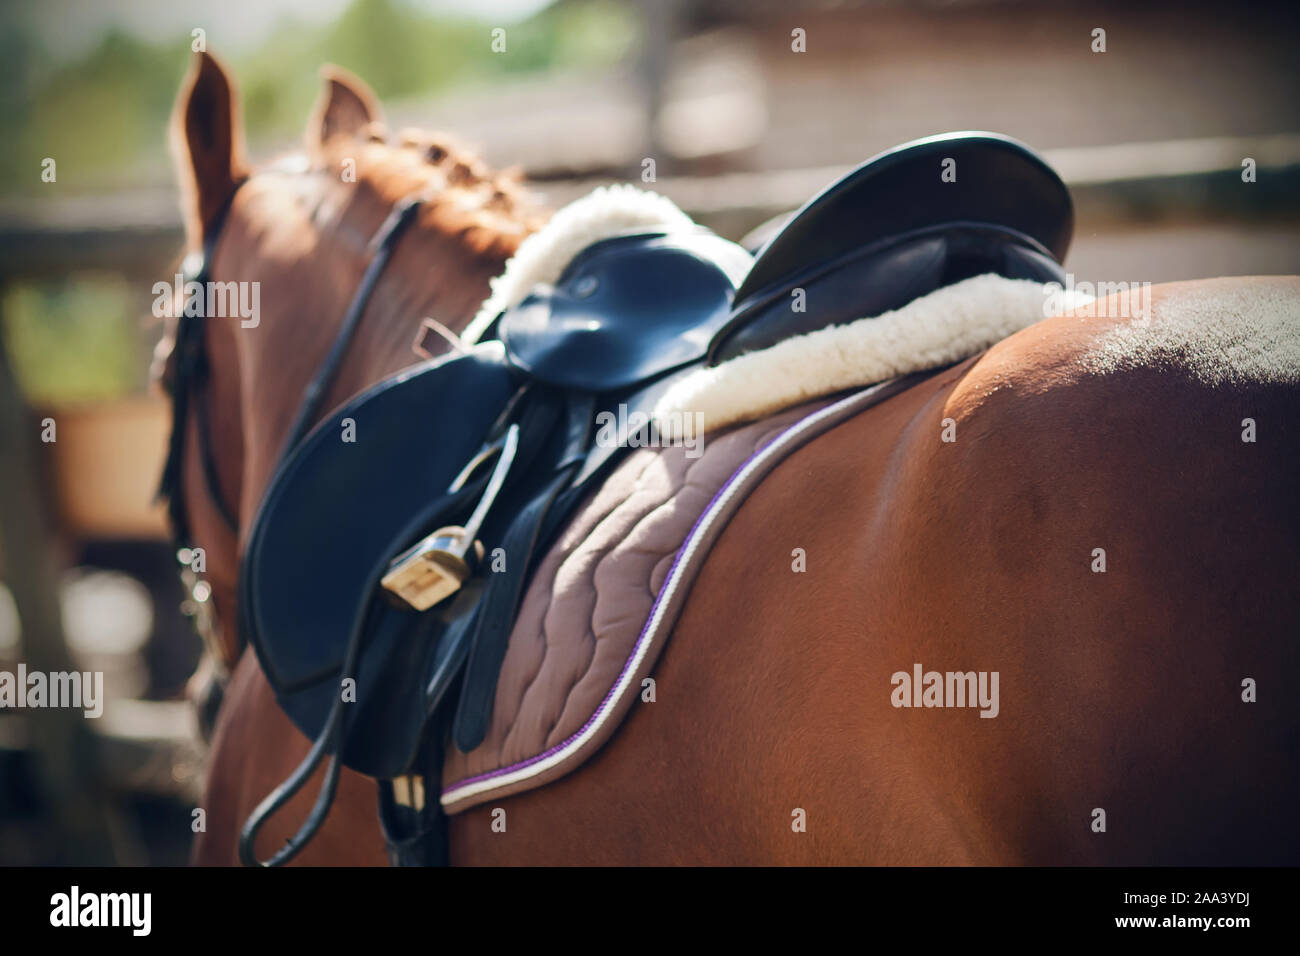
[709,131,1072,363]
[237,131,1075,865]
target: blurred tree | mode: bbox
[0,0,638,404]
[3,278,140,404]
[0,319,123,864]
[2,0,637,196]
[14,31,186,193]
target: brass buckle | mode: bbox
[380,424,519,610]
[391,775,426,810]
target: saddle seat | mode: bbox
[498,230,752,391]
[240,130,1074,797]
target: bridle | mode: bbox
[157,182,245,547]
[160,183,439,866]
[158,182,428,667]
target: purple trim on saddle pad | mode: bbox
[440,376,917,811]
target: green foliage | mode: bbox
[3,277,143,404]
[1,0,639,195]
[0,0,638,402]
[8,30,188,193]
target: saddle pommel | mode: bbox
[381,527,483,610]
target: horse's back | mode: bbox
[449,276,1300,864]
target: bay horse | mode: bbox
[161,53,1300,865]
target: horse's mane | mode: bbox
[152,125,548,391]
[307,124,548,263]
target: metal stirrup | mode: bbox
[380,424,520,610]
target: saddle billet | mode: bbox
[234,131,1075,865]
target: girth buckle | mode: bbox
[380,424,519,611]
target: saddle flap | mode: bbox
[239,343,518,776]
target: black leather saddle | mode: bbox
[241,228,752,781]
[240,131,1074,848]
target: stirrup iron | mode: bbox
[381,424,519,610]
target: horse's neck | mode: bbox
[233,216,516,509]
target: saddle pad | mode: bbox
[440,379,912,812]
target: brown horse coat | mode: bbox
[166,55,1299,865]
[198,277,1300,865]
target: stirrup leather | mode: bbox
[381,424,519,610]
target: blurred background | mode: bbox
[0,0,1297,864]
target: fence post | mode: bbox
[0,290,121,864]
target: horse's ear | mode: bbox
[308,65,384,151]
[171,51,247,250]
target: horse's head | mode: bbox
[154,52,545,694]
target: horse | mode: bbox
[159,53,1300,865]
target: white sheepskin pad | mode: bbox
[654,274,1095,435]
